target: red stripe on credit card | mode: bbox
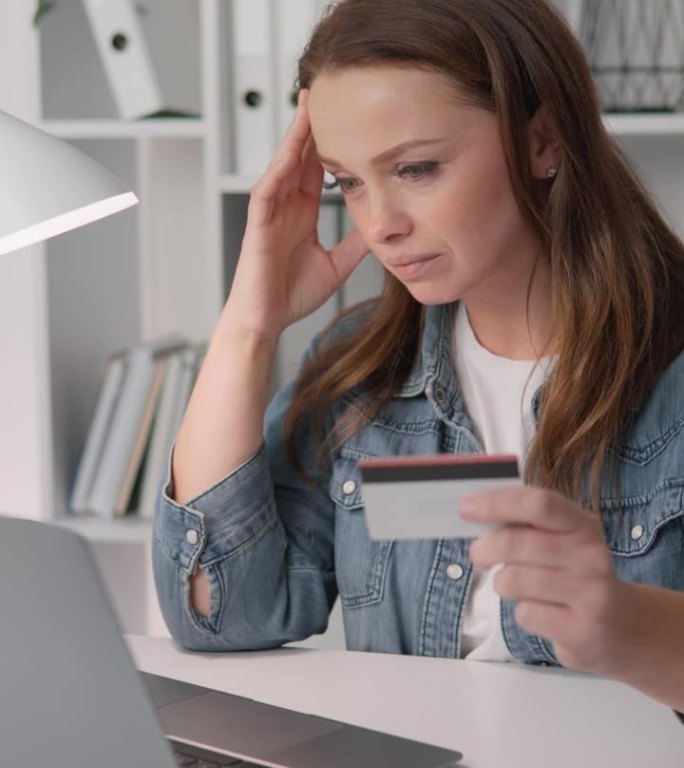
[358,454,519,484]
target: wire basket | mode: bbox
[580,0,684,112]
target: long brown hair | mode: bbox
[284,0,684,508]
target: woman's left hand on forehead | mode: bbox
[463,486,636,676]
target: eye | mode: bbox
[395,161,440,181]
[322,176,362,194]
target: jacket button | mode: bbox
[342,479,357,495]
[434,386,447,404]
[185,529,199,545]
[446,563,464,581]
[630,524,645,541]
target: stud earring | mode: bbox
[547,166,558,180]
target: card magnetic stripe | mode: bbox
[359,460,519,484]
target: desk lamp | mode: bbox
[0,106,138,519]
[0,107,138,255]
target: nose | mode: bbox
[363,188,413,246]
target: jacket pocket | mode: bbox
[329,457,393,608]
[600,482,684,589]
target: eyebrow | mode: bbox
[317,138,450,169]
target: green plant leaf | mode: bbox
[33,1,55,27]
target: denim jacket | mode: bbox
[153,303,684,663]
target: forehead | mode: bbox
[308,66,492,164]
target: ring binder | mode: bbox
[230,0,276,175]
[82,0,201,120]
[273,0,324,140]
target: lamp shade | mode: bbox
[0,109,138,255]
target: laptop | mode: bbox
[0,515,463,767]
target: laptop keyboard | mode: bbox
[170,739,262,767]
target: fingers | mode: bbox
[514,600,572,643]
[462,487,628,678]
[496,563,566,605]
[512,580,638,676]
[469,516,608,570]
[328,228,370,281]
[269,89,312,169]
[494,563,612,611]
[470,526,574,570]
[460,486,590,533]
[251,90,313,205]
[300,134,325,199]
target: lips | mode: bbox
[387,253,442,280]
[388,253,441,268]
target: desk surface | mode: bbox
[127,635,682,768]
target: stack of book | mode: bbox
[69,337,206,519]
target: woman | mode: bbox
[153,0,684,711]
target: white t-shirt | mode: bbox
[452,301,550,661]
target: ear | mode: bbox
[528,103,563,181]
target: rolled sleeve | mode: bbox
[152,373,338,652]
[154,445,276,576]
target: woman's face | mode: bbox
[308,66,542,307]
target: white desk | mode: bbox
[127,635,683,768]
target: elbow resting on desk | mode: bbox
[151,528,333,653]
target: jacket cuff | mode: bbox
[154,445,276,574]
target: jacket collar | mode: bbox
[397,302,457,398]
[396,301,546,428]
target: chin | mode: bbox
[404,283,463,306]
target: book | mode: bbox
[136,350,185,518]
[172,343,207,432]
[69,352,127,515]
[136,342,206,518]
[112,356,166,516]
[86,336,186,517]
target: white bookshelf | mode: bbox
[219,174,261,194]
[1,0,683,636]
[42,118,208,139]
[603,113,684,136]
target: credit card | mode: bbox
[358,454,521,540]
